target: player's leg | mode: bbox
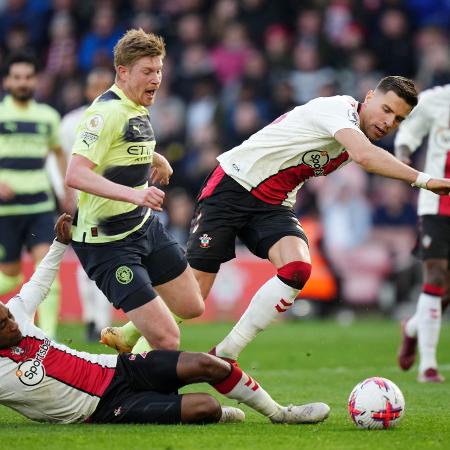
[399,216,449,381]
[32,242,60,338]
[0,216,24,295]
[91,351,235,424]
[29,212,61,339]
[73,238,181,351]
[178,352,329,423]
[0,261,23,294]
[416,259,447,382]
[215,234,311,361]
[77,264,111,341]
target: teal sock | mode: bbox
[0,271,24,295]
[37,278,60,339]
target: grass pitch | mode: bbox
[1,318,449,450]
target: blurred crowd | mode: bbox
[1,0,449,309]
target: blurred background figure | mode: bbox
[0,52,73,339]
[47,67,115,342]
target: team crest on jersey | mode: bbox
[11,346,24,356]
[116,266,134,285]
[433,127,450,149]
[85,114,104,132]
[347,108,360,126]
[302,150,330,176]
[199,233,212,248]
[15,339,50,386]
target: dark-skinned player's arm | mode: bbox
[11,214,72,320]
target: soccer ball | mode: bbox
[348,377,405,429]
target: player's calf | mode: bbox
[181,393,221,423]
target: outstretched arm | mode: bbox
[16,214,72,319]
[66,154,165,211]
[335,128,450,195]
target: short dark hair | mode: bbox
[375,76,418,108]
[4,51,39,76]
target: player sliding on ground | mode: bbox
[103,76,450,364]
[0,214,329,425]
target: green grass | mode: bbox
[1,319,450,450]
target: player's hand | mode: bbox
[55,213,72,244]
[0,181,15,200]
[426,178,450,195]
[133,186,165,211]
[151,153,173,186]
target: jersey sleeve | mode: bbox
[71,104,121,166]
[311,97,364,137]
[12,241,67,321]
[394,91,433,153]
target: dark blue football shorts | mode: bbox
[0,211,55,262]
[72,215,188,313]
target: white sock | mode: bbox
[93,287,112,330]
[212,365,282,418]
[215,276,299,360]
[77,266,96,324]
[417,293,442,372]
[405,311,418,338]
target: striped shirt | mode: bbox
[0,95,60,216]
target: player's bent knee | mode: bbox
[179,298,205,320]
[277,261,312,290]
[149,330,180,350]
[196,353,229,382]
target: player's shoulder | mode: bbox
[307,95,357,110]
[32,101,61,120]
[419,84,450,105]
[87,90,127,120]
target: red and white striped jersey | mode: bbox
[217,95,363,207]
[0,241,117,424]
[395,84,450,216]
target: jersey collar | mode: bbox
[109,84,148,112]
[3,94,35,110]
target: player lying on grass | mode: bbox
[0,214,329,425]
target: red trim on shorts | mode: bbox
[212,364,243,394]
[250,152,350,205]
[423,283,445,297]
[198,166,226,201]
[438,151,450,216]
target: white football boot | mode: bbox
[270,402,330,424]
[219,406,246,423]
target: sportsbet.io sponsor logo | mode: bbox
[15,338,51,386]
[302,150,330,176]
[116,266,134,284]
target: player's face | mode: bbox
[4,62,36,103]
[0,304,22,349]
[360,90,412,141]
[118,56,163,107]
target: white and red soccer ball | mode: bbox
[348,377,405,429]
